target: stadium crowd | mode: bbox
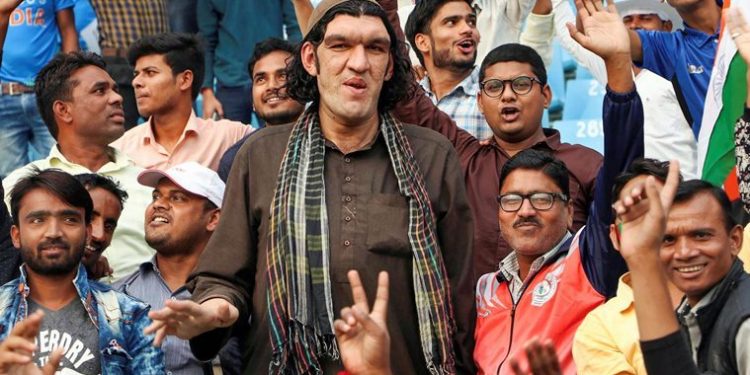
[0,0,749,374]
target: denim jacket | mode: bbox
[0,264,165,374]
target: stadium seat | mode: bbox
[562,79,605,121]
[551,119,604,153]
[548,44,567,113]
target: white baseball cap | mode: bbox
[137,162,225,208]
[616,0,683,29]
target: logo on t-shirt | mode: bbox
[688,64,705,74]
[531,264,564,307]
[35,329,97,372]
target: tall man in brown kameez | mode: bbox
[144,0,476,374]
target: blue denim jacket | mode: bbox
[0,264,165,374]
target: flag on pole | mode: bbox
[698,0,748,199]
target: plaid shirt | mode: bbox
[419,66,494,140]
[89,0,169,49]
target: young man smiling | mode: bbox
[217,38,306,181]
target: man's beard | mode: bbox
[21,238,85,276]
[259,107,304,126]
[431,39,476,73]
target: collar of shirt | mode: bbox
[131,256,191,296]
[488,127,563,153]
[419,66,480,100]
[47,144,135,174]
[17,264,99,326]
[611,273,635,313]
[498,231,572,289]
[140,110,200,146]
[680,22,720,47]
[677,284,719,318]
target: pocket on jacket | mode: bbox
[365,194,411,257]
[101,339,132,373]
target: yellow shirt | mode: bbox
[573,273,645,375]
[740,225,750,272]
[2,146,154,281]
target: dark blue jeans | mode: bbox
[215,82,254,125]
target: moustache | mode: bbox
[513,217,541,228]
[263,88,289,101]
[37,239,70,251]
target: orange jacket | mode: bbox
[474,233,606,375]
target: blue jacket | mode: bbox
[0,264,165,374]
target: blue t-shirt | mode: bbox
[637,25,719,137]
[0,0,75,85]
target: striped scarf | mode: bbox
[266,108,457,374]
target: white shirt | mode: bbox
[473,0,536,64]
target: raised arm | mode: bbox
[550,0,608,84]
[569,0,642,297]
[613,162,700,375]
[519,0,555,66]
[291,0,314,35]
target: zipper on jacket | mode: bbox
[495,275,537,375]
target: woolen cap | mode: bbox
[305,0,381,35]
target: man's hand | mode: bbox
[613,160,680,261]
[728,8,750,65]
[144,298,239,347]
[509,338,562,375]
[334,270,391,375]
[201,88,224,120]
[567,0,630,60]
[0,311,64,375]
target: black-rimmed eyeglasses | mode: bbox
[497,192,568,212]
[480,76,544,98]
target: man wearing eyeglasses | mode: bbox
[468,7,649,374]
[382,0,603,279]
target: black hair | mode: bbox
[479,43,548,84]
[34,52,107,139]
[10,168,93,226]
[673,180,737,232]
[285,0,414,112]
[127,32,205,99]
[248,38,296,78]
[611,159,679,205]
[74,173,129,210]
[404,0,473,67]
[499,149,569,197]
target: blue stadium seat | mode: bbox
[562,79,605,120]
[552,119,604,153]
[547,44,566,113]
[553,39,577,74]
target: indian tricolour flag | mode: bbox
[698,0,749,199]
